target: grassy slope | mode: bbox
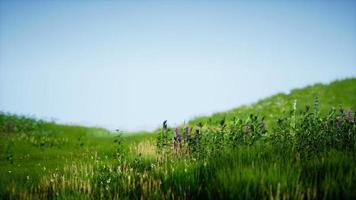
[0,78,355,199]
[0,120,153,194]
[189,78,356,128]
[1,78,354,175]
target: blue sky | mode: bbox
[1,0,355,131]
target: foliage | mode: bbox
[0,112,45,133]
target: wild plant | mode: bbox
[244,114,267,145]
[156,120,172,158]
[191,123,209,160]
[113,132,125,161]
[0,112,44,133]
[270,116,295,156]
[173,127,183,153]
[270,97,356,159]
[228,117,245,148]
[333,107,356,151]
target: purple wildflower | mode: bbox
[175,128,182,143]
[185,126,190,141]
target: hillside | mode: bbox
[189,78,356,128]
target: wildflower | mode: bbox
[175,128,182,143]
[185,126,190,141]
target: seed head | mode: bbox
[163,120,167,129]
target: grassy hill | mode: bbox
[0,78,355,199]
[0,114,154,198]
[189,78,356,128]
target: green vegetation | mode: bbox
[0,78,355,199]
[190,78,356,129]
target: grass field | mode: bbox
[0,78,355,199]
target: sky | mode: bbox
[0,0,355,131]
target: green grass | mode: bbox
[189,78,356,129]
[0,78,355,199]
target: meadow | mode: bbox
[0,78,355,199]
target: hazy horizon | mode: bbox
[1,0,356,131]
